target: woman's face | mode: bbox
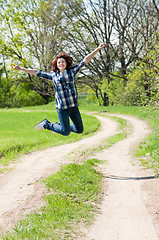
[57,58,67,72]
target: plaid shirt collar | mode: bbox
[56,69,69,82]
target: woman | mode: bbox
[14,43,106,136]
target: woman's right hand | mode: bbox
[11,64,38,76]
[13,65,22,71]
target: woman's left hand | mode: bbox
[98,43,107,50]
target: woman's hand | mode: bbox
[97,43,107,50]
[12,65,38,76]
[13,65,22,71]
[83,43,107,64]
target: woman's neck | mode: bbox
[60,70,65,77]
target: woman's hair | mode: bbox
[52,52,73,72]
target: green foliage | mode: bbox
[1,0,159,108]
[10,83,46,107]
[101,76,125,105]
[99,60,159,107]
[0,78,46,108]
[121,38,159,106]
[123,65,159,106]
[0,0,65,103]
[96,36,159,107]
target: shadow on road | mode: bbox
[104,175,159,181]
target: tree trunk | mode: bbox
[103,92,109,106]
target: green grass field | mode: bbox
[0,98,159,172]
[1,98,159,239]
[0,102,100,170]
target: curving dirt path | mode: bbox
[77,114,159,240]
[0,114,117,235]
[0,113,159,239]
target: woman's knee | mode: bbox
[76,126,84,134]
[62,129,71,136]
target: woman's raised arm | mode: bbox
[83,43,107,64]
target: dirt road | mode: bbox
[0,113,158,239]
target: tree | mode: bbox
[59,0,159,105]
[0,0,65,103]
[152,0,159,18]
[1,0,159,107]
[60,0,117,105]
[123,37,159,106]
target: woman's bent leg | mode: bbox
[46,109,71,136]
[44,107,83,136]
[69,107,84,134]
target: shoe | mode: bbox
[35,119,48,131]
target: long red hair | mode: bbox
[52,52,73,72]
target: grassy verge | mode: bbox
[103,106,159,172]
[2,159,102,240]
[0,100,158,179]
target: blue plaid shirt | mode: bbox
[37,61,86,109]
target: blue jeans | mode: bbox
[45,107,84,136]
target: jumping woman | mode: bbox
[13,43,107,136]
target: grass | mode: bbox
[1,102,131,240]
[104,105,159,172]
[2,159,102,240]
[67,115,129,162]
[0,102,100,170]
[79,96,159,172]
[1,97,159,239]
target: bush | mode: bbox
[11,83,46,107]
[123,66,159,106]
[0,82,46,108]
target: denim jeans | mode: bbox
[45,107,84,136]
